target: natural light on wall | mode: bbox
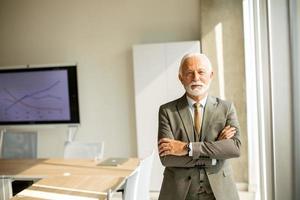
[215,23,225,100]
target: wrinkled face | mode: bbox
[179,56,213,98]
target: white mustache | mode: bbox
[184,80,211,97]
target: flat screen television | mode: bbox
[0,65,80,125]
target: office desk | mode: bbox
[0,158,139,200]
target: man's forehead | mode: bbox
[183,57,209,69]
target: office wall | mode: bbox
[0,0,201,157]
[200,0,248,183]
[0,0,248,184]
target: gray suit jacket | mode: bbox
[158,94,241,200]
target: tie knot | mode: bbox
[193,103,201,109]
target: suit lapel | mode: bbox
[201,96,218,141]
[176,94,195,142]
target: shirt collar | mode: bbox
[186,94,208,108]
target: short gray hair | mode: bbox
[178,53,212,76]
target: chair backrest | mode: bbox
[136,150,154,200]
[63,141,104,159]
[0,131,37,199]
[0,131,37,159]
[123,168,140,200]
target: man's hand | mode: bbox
[217,125,236,140]
[158,138,187,157]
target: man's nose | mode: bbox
[193,71,200,80]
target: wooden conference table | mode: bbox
[0,158,139,200]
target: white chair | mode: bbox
[117,151,154,200]
[64,141,104,159]
[0,131,37,199]
[0,131,37,159]
[136,150,154,200]
[123,167,140,200]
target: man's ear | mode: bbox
[178,74,183,83]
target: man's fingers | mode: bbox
[158,143,170,152]
[159,148,171,156]
[221,127,236,136]
[222,126,235,134]
[220,130,236,140]
[158,138,175,156]
[221,125,231,134]
[222,132,234,139]
[158,138,188,156]
[219,127,237,140]
[158,138,171,145]
[160,150,169,157]
[228,132,235,138]
[158,141,172,149]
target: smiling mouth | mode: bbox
[191,84,202,89]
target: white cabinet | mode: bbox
[133,41,200,191]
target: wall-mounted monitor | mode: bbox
[0,65,80,125]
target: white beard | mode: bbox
[184,81,211,97]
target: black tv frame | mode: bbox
[0,65,80,125]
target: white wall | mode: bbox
[0,0,201,157]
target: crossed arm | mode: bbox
[158,125,236,156]
[157,103,241,167]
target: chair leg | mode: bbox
[0,178,12,200]
[122,190,125,200]
[8,179,12,198]
[107,189,112,200]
